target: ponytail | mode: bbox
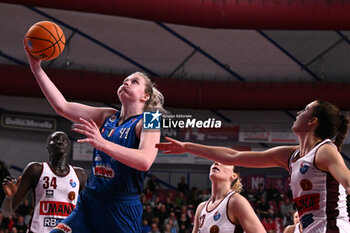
[334,113,350,150]
[231,166,243,193]
[146,86,167,113]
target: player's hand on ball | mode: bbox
[23,38,42,70]
[155,136,186,154]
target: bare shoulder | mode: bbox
[316,142,343,171]
[196,201,206,211]
[228,192,248,205]
[73,166,87,179]
[317,143,339,158]
[72,166,88,192]
[228,192,267,232]
[194,201,206,219]
[102,108,118,118]
[99,108,118,126]
[227,192,252,217]
[73,166,86,172]
[193,201,207,233]
[24,162,43,175]
[283,225,295,233]
[21,162,43,186]
[194,201,206,216]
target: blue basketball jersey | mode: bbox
[86,111,145,195]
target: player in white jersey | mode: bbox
[192,162,266,233]
[1,131,87,233]
[284,211,302,233]
[156,100,350,233]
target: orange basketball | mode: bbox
[25,21,65,61]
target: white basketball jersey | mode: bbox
[198,191,244,233]
[29,162,80,233]
[289,139,350,233]
[294,223,301,233]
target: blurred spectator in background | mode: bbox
[165,197,175,212]
[143,205,156,225]
[147,175,160,194]
[150,223,160,233]
[280,198,295,226]
[187,187,200,207]
[177,177,189,195]
[255,183,267,201]
[13,215,26,233]
[163,211,179,233]
[198,189,210,203]
[174,192,186,209]
[262,216,277,233]
[178,213,191,233]
[15,200,31,217]
[256,196,270,220]
[141,219,151,233]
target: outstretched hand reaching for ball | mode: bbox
[155,136,187,154]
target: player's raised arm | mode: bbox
[24,39,116,127]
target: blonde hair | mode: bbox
[132,72,167,113]
[230,166,243,193]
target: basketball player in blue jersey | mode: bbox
[24,44,166,233]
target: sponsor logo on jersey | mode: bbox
[46,190,54,198]
[300,213,314,229]
[299,162,309,174]
[69,179,76,188]
[68,191,76,201]
[39,201,75,217]
[199,214,206,228]
[209,225,219,233]
[43,217,64,227]
[300,179,313,191]
[94,155,102,161]
[293,193,320,216]
[213,211,221,221]
[93,165,115,179]
[54,223,72,233]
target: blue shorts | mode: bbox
[50,188,142,233]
